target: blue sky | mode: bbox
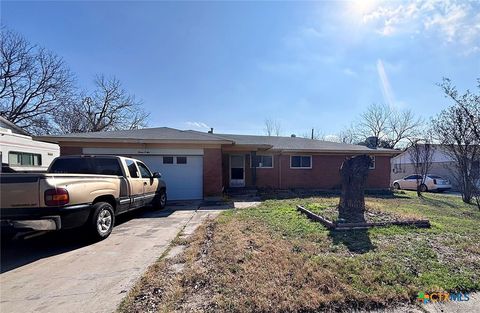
[2,1,479,137]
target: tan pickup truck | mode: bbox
[0,155,166,240]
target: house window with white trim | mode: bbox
[290,156,312,169]
[369,156,376,170]
[251,155,273,168]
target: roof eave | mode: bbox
[35,136,234,145]
[278,149,401,155]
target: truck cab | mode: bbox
[1,155,167,240]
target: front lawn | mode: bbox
[119,191,480,312]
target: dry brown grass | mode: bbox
[119,192,480,313]
[121,218,409,312]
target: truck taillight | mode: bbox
[45,188,69,206]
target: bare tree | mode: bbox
[408,139,434,197]
[301,128,325,140]
[357,103,391,147]
[389,109,423,148]
[264,118,282,136]
[435,78,480,208]
[439,77,480,141]
[349,103,422,149]
[55,75,149,133]
[0,28,74,134]
[432,105,479,204]
[337,123,361,144]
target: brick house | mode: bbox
[38,127,399,200]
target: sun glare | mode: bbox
[351,0,378,15]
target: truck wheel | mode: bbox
[89,202,115,240]
[154,190,167,210]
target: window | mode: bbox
[251,155,273,168]
[405,175,422,180]
[50,157,122,175]
[8,152,42,166]
[290,156,311,168]
[163,156,173,164]
[176,156,187,164]
[369,156,375,170]
[93,158,123,175]
[125,159,139,178]
[136,162,152,178]
[50,158,89,173]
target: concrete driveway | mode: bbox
[0,202,221,313]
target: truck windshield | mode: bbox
[49,158,123,176]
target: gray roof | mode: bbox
[37,127,232,143]
[215,133,399,154]
[0,116,29,136]
[38,127,399,154]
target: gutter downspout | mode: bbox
[251,151,257,186]
[279,153,282,189]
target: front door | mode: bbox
[230,155,245,187]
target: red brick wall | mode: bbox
[60,146,83,155]
[224,153,391,190]
[366,156,391,188]
[203,148,223,197]
[222,154,230,189]
[278,155,343,189]
[251,155,280,188]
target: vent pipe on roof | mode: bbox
[208,128,213,134]
[365,136,378,149]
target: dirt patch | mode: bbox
[305,204,424,224]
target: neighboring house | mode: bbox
[390,145,470,190]
[0,116,60,172]
[0,116,30,136]
[38,127,399,200]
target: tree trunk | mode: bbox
[338,155,372,223]
[462,191,472,204]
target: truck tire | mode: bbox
[89,202,115,240]
[154,189,167,210]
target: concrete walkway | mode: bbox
[0,203,221,313]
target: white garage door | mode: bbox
[135,155,203,200]
[81,148,204,201]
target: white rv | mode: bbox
[0,122,59,172]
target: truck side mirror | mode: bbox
[153,172,161,178]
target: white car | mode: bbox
[393,174,452,192]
